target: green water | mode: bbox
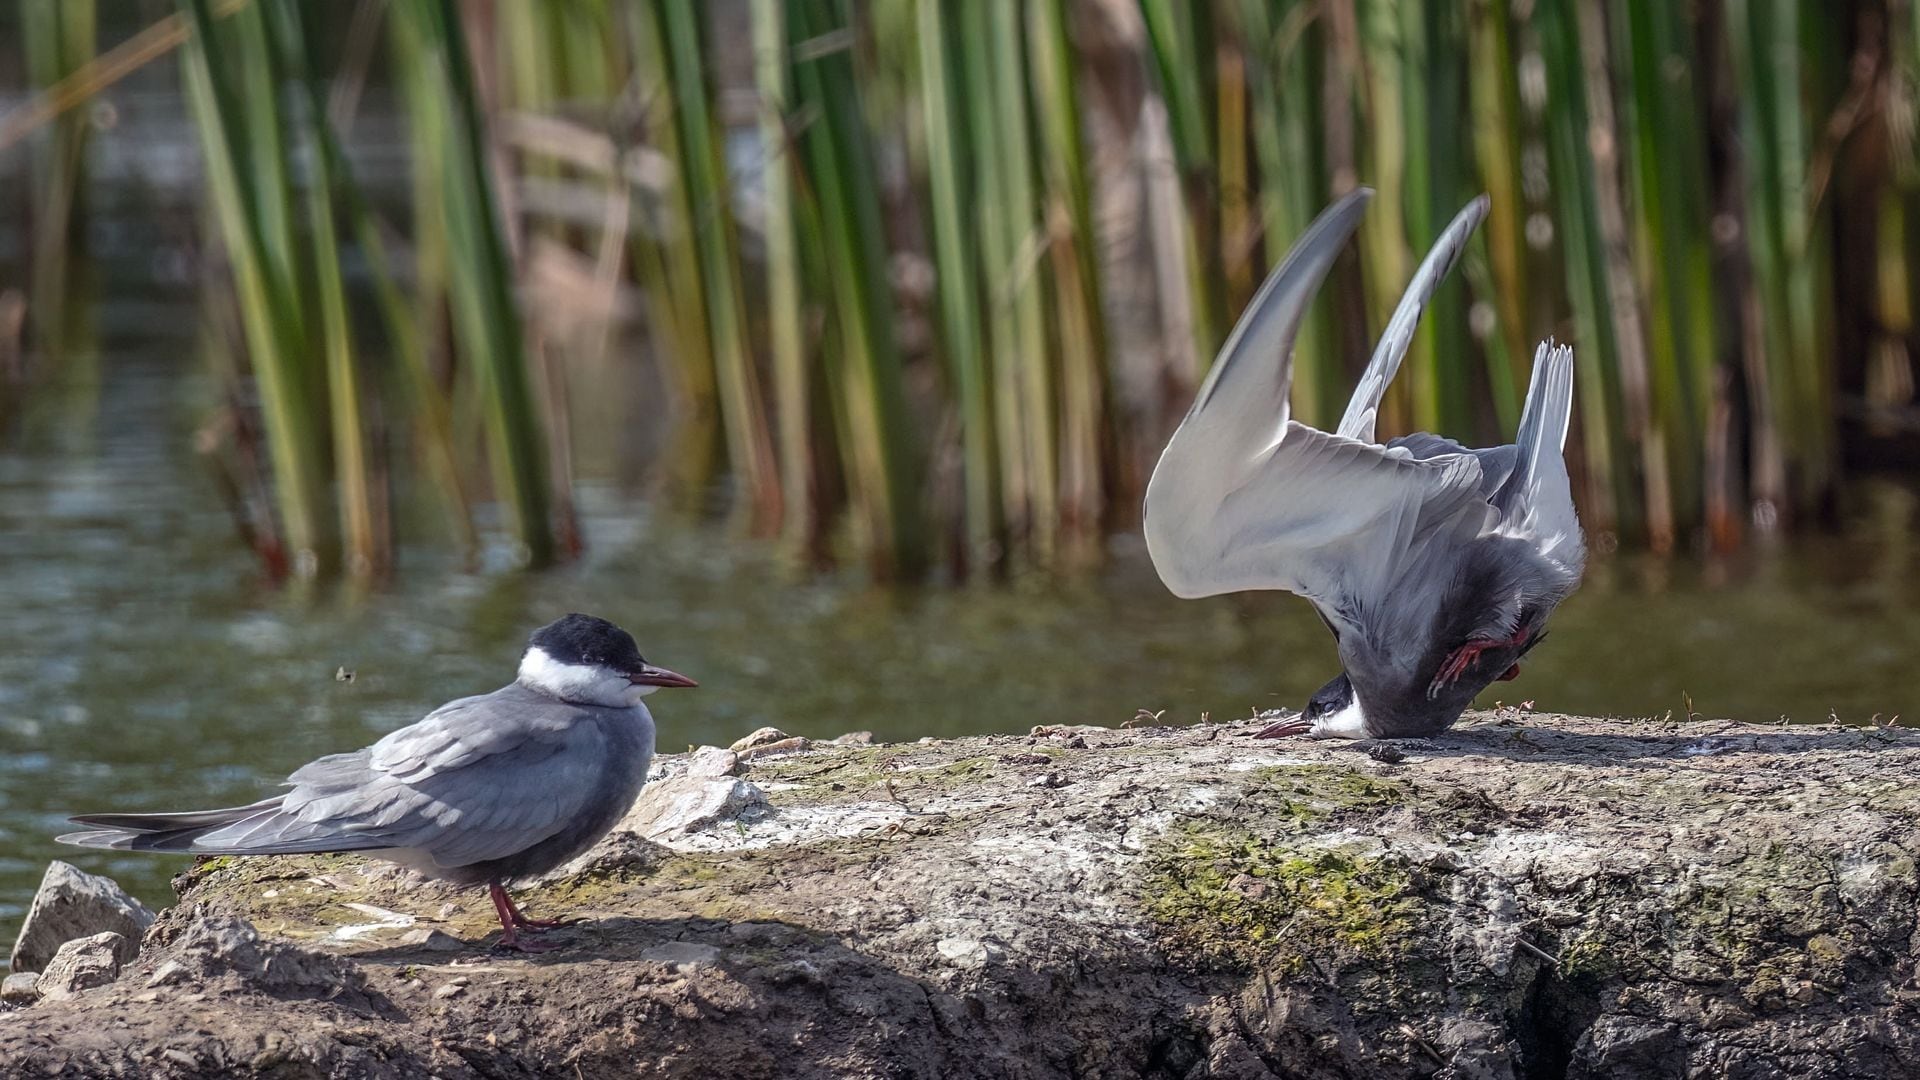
[3,342,1918,951]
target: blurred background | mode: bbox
[1,0,1918,934]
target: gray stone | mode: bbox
[145,960,193,988]
[618,775,767,842]
[172,916,353,995]
[934,937,1004,970]
[0,972,39,1005]
[737,737,811,761]
[8,861,154,973]
[36,932,124,1001]
[546,830,669,880]
[728,726,793,752]
[685,746,742,778]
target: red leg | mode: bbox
[1428,629,1530,699]
[491,881,574,930]
[488,880,564,953]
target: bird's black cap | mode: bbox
[527,613,645,672]
[1303,672,1355,720]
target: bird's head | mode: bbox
[1253,672,1369,739]
[519,613,697,707]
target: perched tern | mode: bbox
[60,614,696,952]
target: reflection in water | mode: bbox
[1,345,1917,945]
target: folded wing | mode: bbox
[62,695,618,870]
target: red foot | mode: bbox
[488,879,575,948]
[1428,630,1530,699]
[492,929,565,954]
[1496,664,1522,682]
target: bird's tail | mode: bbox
[1493,339,1575,514]
[59,798,387,856]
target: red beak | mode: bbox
[629,664,698,689]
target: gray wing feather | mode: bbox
[1493,341,1582,561]
[279,699,614,869]
[1173,189,1374,441]
[1335,195,1489,442]
[367,692,577,780]
[62,694,622,869]
[384,736,610,867]
[64,798,283,832]
[1386,433,1519,498]
[1144,190,1495,620]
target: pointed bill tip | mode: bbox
[629,664,698,689]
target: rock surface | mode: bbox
[620,773,768,841]
[35,932,125,1001]
[0,972,38,1005]
[4,712,1920,1078]
[8,859,155,972]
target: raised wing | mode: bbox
[1143,190,1496,624]
[1336,195,1489,442]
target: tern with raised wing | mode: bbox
[1144,189,1585,739]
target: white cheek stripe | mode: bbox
[1314,694,1371,740]
[518,646,648,707]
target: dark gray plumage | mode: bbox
[1143,190,1585,739]
[59,613,697,951]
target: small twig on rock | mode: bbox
[1516,937,1559,967]
[1399,1024,1446,1065]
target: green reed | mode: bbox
[181,0,330,575]
[656,0,782,535]
[16,0,1910,579]
[19,0,94,372]
[917,0,1000,569]
[787,0,926,579]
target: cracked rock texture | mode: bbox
[9,859,155,972]
[3,712,1919,1079]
